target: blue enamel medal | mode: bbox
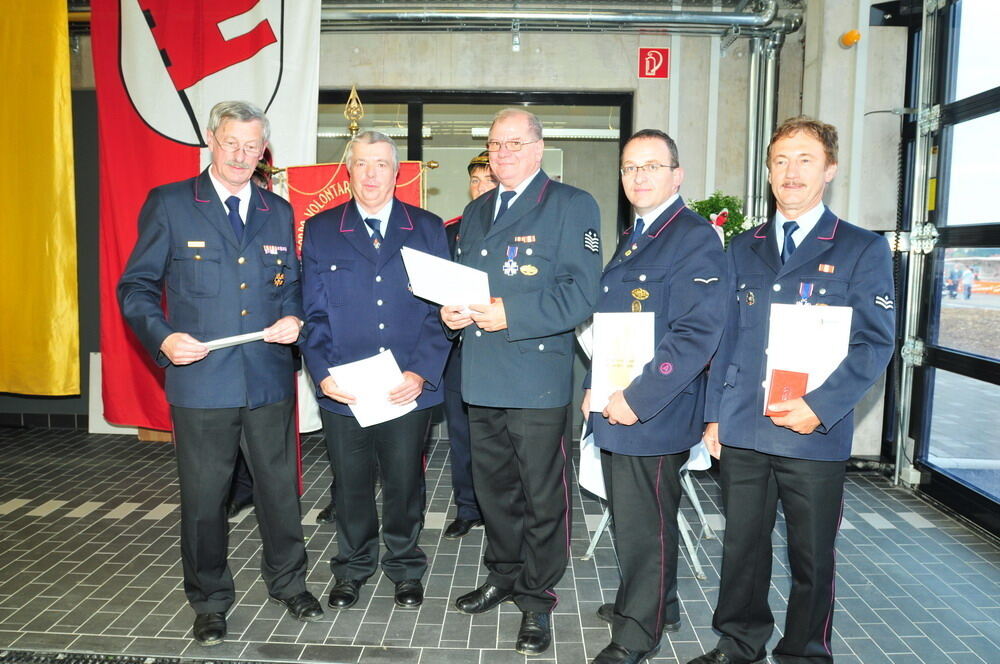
[798,281,814,304]
[503,245,519,276]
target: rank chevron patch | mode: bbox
[874,294,894,310]
[583,229,600,254]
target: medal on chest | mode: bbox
[798,281,814,304]
[503,245,519,276]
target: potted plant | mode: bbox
[688,191,752,247]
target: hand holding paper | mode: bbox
[469,298,507,332]
[319,375,356,405]
[161,332,209,365]
[263,315,302,344]
[441,304,474,331]
[388,371,425,405]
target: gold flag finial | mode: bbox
[344,85,364,137]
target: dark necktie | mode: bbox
[364,217,383,250]
[225,196,243,243]
[633,217,645,241]
[494,190,516,223]
[781,220,799,263]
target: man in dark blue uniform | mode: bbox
[688,117,895,664]
[300,131,451,612]
[442,108,603,655]
[441,151,496,540]
[583,129,729,664]
[118,101,323,647]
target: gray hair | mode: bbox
[490,108,544,141]
[346,130,400,170]
[207,101,270,142]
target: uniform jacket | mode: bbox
[300,198,451,416]
[705,207,895,461]
[586,198,730,456]
[454,170,603,409]
[118,169,302,409]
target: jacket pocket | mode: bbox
[170,246,221,297]
[737,275,766,329]
[319,258,355,307]
[259,249,295,296]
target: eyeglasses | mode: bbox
[486,139,540,152]
[216,138,264,156]
[620,163,677,177]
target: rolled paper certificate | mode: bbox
[202,330,266,351]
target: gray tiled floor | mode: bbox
[0,425,998,663]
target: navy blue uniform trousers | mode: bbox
[715,447,845,664]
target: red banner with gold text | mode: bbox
[285,162,425,255]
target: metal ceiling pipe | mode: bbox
[744,37,764,227]
[320,0,780,30]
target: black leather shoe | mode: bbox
[515,610,552,655]
[193,612,226,646]
[327,578,363,609]
[315,501,336,524]
[596,603,680,632]
[687,649,764,664]
[271,591,324,621]
[226,498,253,519]
[592,641,660,664]
[455,583,513,614]
[443,517,484,539]
[394,579,424,608]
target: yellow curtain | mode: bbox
[0,1,79,395]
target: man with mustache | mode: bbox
[119,101,322,647]
[689,117,895,664]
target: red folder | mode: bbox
[764,369,809,417]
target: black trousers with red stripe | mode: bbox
[601,448,688,651]
[713,446,846,664]
[467,404,570,613]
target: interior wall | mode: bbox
[318,30,776,207]
[799,0,908,456]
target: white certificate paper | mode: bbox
[328,350,417,427]
[763,303,853,411]
[400,246,491,308]
[589,312,656,412]
[203,330,266,351]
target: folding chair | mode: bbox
[581,441,716,581]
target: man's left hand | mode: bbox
[603,390,638,426]
[767,397,821,434]
[263,316,303,344]
[469,298,507,332]
[388,371,425,405]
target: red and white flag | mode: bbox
[93,1,320,429]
